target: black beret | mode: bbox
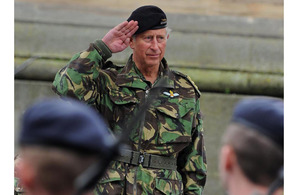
[19,98,115,155]
[127,5,167,35]
[231,97,283,148]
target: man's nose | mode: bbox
[150,38,159,50]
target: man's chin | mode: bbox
[147,61,160,67]
[146,58,161,66]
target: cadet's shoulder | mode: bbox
[171,70,201,98]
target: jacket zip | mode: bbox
[133,87,150,195]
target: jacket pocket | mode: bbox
[108,88,138,128]
[108,88,138,105]
[154,175,183,195]
[96,161,125,194]
[99,161,125,183]
[155,99,194,144]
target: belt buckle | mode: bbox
[138,153,145,165]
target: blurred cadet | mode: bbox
[52,5,207,195]
[15,154,24,195]
[15,98,116,195]
[219,97,283,195]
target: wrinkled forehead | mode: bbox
[136,28,167,37]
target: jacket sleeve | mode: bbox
[52,40,112,106]
[177,97,207,195]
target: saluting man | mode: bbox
[52,5,207,195]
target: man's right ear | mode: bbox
[129,37,135,49]
[19,160,35,190]
[220,145,237,172]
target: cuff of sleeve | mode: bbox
[93,40,112,61]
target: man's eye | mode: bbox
[158,36,166,42]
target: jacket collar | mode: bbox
[115,55,174,90]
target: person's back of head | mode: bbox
[17,98,116,195]
[19,146,97,195]
[219,97,283,195]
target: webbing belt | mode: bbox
[116,149,177,170]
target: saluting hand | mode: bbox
[102,20,139,53]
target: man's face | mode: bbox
[130,28,168,68]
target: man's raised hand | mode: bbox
[102,20,138,53]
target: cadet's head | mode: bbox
[127,5,170,68]
[219,97,283,195]
[18,98,115,195]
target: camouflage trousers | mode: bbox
[94,161,183,195]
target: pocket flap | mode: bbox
[156,101,193,119]
[109,88,138,105]
[155,177,183,195]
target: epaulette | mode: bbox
[102,61,125,71]
[172,70,201,98]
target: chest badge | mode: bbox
[163,90,179,98]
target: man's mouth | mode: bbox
[147,54,160,57]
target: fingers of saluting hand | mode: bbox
[126,21,139,37]
[115,20,139,37]
[102,20,139,53]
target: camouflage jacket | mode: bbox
[52,40,207,195]
[14,177,24,195]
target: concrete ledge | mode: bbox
[175,67,283,97]
[14,57,283,97]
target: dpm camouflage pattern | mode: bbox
[14,177,24,195]
[52,40,207,195]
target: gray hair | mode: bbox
[166,27,172,36]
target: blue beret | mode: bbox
[231,97,283,148]
[19,98,115,155]
[127,5,167,35]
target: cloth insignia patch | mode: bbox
[163,90,179,98]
